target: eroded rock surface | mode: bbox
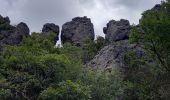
[0,15,30,46]
[61,16,95,46]
[103,19,131,43]
[87,40,143,69]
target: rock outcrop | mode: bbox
[151,4,161,11]
[87,40,143,69]
[61,16,95,46]
[88,19,144,70]
[42,23,59,43]
[103,19,131,43]
[0,15,30,46]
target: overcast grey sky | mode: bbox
[0,0,162,36]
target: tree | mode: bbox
[127,1,170,99]
[130,1,170,72]
[0,32,84,99]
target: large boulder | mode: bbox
[11,22,30,45]
[42,23,60,43]
[61,16,95,46]
[0,15,30,46]
[103,19,131,43]
[87,40,143,70]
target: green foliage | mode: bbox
[82,36,107,63]
[60,43,83,62]
[2,1,170,99]
[0,30,124,100]
[39,80,91,100]
[79,69,124,100]
[124,50,170,100]
[0,88,11,99]
[126,1,170,99]
[0,32,84,99]
[130,2,170,72]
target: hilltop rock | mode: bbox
[103,19,131,43]
[15,22,30,36]
[42,23,59,43]
[87,40,143,70]
[61,16,95,46]
[151,4,161,11]
[0,15,12,31]
[0,15,10,25]
[6,22,30,45]
[0,15,30,46]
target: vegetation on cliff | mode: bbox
[0,0,170,100]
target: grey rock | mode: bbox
[103,19,131,43]
[42,23,60,43]
[61,16,95,46]
[16,22,30,36]
[87,40,143,70]
[0,15,30,46]
[151,4,161,11]
[11,22,30,45]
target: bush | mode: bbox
[39,80,91,100]
[0,89,11,99]
[79,69,124,100]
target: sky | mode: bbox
[0,0,162,37]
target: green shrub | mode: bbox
[79,69,124,100]
[39,80,91,100]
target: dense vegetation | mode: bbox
[126,0,170,99]
[0,32,123,100]
[0,0,170,100]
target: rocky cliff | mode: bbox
[0,15,30,46]
[88,19,143,70]
[61,16,95,46]
[87,40,143,69]
[103,19,131,43]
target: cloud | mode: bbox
[0,0,162,37]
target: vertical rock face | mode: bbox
[0,15,30,46]
[88,19,144,70]
[103,19,131,43]
[11,22,30,45]
[87,40,143,69]
[42,23,60,43]
[61,16,95,46]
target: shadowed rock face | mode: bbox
[11,22,30,45]
[0,15,10,25]
[42,23,60,43]
[151,4,161,11]
[103,19,131,43]
[61,16,95,46]
[0,15,30,46]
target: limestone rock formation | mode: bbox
[61,16,95,46]
[0,15,30,46]
[103,19,131,43]
[87,40,143,69]
[42,23,60,43]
